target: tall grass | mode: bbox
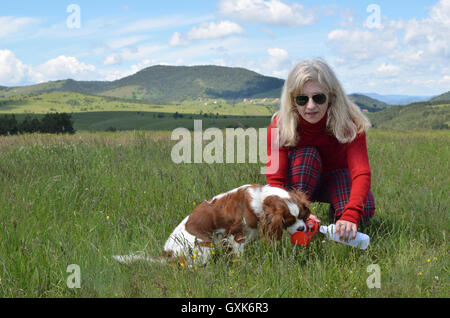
[0,129,448,297]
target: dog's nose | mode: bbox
[297,225,305,232]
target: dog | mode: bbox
[113,184,310,266]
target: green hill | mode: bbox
[367,101,450,130]
[429,90,450,103]
[348,93,389,112]
[1,65,284,102]
[0,91,276,117]
[103,65,284,102]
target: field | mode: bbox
[0,128,448,297]
[0,91,277,117]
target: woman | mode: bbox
[266,59,375,241]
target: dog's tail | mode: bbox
[112,253,169,265]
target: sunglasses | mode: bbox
[294,93,327,106]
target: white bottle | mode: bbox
[319,224,370,250]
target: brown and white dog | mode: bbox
[113,184,310,266]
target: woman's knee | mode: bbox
[287,147,322,195]
[288,147,322,172]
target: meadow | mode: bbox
[0,127,448,298]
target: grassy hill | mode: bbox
[0,91,277,116]
[348,93,389,112]
[367,101,450,130]
[0,65,284,102]
[104,65,284,102]
[429,90,450,103]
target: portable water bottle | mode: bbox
[319,224,370,250]
[291,218,370,250]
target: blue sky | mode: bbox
[1,0,449,96]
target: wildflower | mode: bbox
[106,215,110,221]
[193,201,196,207]
[211,251,215,255]
[192,255,196,260]
[434,276,439,281]
[180,263,185,268]
[417,272,423,276]
[427,258,431,263]
[194,250,198,255]
[433,257,438,261]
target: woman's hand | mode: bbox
[335,220,357,241]
[308,213,321,223]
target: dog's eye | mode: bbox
[284,216,296,227]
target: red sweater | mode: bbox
[266,113,371,225]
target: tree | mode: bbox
[40,113,75,134]
[19,115,42,133]
[0,115,18,135]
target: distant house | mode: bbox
[362,109,369,113]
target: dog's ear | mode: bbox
[289,191,311,220]
[260,196,290,241]
[260,211,284,241]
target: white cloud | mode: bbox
[263,47,293,78]
[169,32,190,47]
[327,28,398,62]
[326,0,450,94]
[218,0,316,27]
[119,44,168,61]
[31,55,97,83]
[375,63,400,77]
[328,0,450,65]
[103,54,123,66]
[117,15,212,34]
[0,50,32,85]
[170,21,244,47]
[0,16,39,39]
[440,75,450,84]
[107,36,147,50]
[188,21,244,40]
[429,0,450,28]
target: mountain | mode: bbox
[0,65,284,102]
[367,100,450,130]
[0,79,108,98]
[357,92,435,105]
[348,93,389,112]
[429,90,450,103]
[105,65,284,101]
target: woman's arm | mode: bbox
[266,118,289,189]
[339,132,372,225]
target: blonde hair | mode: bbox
[275,58,371,146]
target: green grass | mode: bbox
[0,129,448,297]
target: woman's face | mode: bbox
[294,80,329,124]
